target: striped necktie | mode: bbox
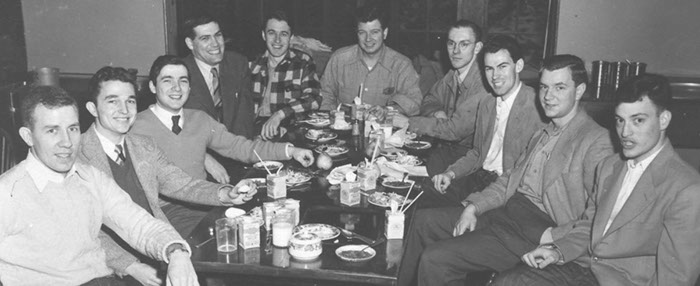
[114,144,126,165]
[211,67,223,122]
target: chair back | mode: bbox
[1,128,15,174]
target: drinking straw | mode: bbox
[253,150,272,175]
[399,181,415,213]
[401,191,424,214]
[369,139,380,165]
[359,83,364,104]
[337,103,342,111]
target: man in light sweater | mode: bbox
[130,55,314,234]
[0,85,198,286]
[80,66,257,286]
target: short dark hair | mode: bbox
[355,5,388,30]
[149,55,189,84]
[21,85,77,128]
[88,66,138,102]
[541,54,588,87]
[263,10,294,34]
[450,19,483,43]
[615,74,671,112]
[183,15,219,40]
[482,35,522,63]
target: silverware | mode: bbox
[339,228,375,245]
[361,237,386,251]
[195,227,215,248]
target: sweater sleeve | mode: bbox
[204,115,289,163]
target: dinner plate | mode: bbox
[305,118,331,127]
[305,130,338,142]
[367,192,412,208]
[293,223,340,241]
[285,169,313,186]
[404,141,432,150]
[309,112,330,119]
[327,164,358,183]
[393,154,423,166]
[380,148,407,160]
[314,145,349,157]
[253,161,283,172]
[335,245,376,262]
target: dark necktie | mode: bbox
[114,144,126,165]
[211,67,223,122]
[171,115,182,135]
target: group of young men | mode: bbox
[1,5,699,286]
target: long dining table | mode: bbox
[185,117,429,285]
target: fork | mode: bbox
[339,228,375,245]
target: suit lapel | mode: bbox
[81,125,112,175]
[124,135,155,194]
[591,159,626,243]
[219,56,239,127]
[542,110,588,189]
[185,55,217,115]
[481,97,497,149]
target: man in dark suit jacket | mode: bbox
[425,35,546,207]
[495,74,700,286]
[182,15,255,139]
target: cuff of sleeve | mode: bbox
[540,243,565,264]
[162,241,192,264]
[285,144,294,158]
[218,185,236,206]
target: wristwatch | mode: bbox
[166,243,189,260]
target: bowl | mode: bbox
[224,207,246,218]
[335,244,376,262]
[289,232,322,261]
[381,178,416,194]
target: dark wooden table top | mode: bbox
[186,121,427,285]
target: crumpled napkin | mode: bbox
[375,157,429,178]
[384,127,409,148]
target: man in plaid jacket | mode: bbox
[250,11,322,140]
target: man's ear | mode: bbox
[19,126,33,147]
[660,109,672,131]
[261,30,266,42]
[185,37,194,51]
[383,28,389,40]
[575,83,587,101]
[515,58,525,73]
[149,81,157,94]
[86,101,98,118]
[474,41,484,56]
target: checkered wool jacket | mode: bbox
[250,48,322,117]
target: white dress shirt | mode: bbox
[602,144,664,234]
[94,128,126,163]
[150,104,185,130]
[482,82,522,175]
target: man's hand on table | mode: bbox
[220,179,257,205]
[290,147,314,167]
[433,110,448,119]
[393,113,409,128]
[204,153,230,184]
[453,204,478,236]
[166,250,199,286]
[125,262,161,286]
[261,111,285,141]
[432,171,455,194]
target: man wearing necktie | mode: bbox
[181,15,255,139]
[495,74,700,286]
[79,66,257,286]
[392,20,490,177]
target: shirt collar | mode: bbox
[499,82,522,105]
[194,57,220,79]
[25,151,79,192]
[151,103,184,127]
[94,127,126,162]
[627,142,665,170]
[355,44,389,70]
[455,60,475,84]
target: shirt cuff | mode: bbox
[285,144,294,158]
[217,184,236,206]
[162,241,192,264]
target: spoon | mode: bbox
[401,172,409,183]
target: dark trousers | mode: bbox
[418,168,499,209]
[81,276,126,286]
[492,262,599,286]
[426,144,471,176]
[397,193,556,286]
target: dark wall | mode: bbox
[0,0,27,85]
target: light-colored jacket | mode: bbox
[446,84,545,178]
[556,140,700,285]
[466,109,613,243]
[79,125,224,274]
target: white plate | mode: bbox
[393,154,423,166]
[327,165,358,183]
[404,141,431,150]
[335,244,376,262]
[315,145,349,157]
[253,161,283,172]
[305,130,338,142]
[367,192,412,208]
[380,148,407,160]
[305,118,331,127]
[293,223,340,240]
[309,112,330,119]
[286,169,313,186]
